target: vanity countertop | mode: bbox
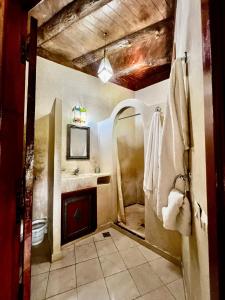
[61,172,111,193]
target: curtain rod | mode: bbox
[118,113,141,120]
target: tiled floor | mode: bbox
[31,227,185,300]
[119,204,145,237]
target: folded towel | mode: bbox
[162,188,191,236]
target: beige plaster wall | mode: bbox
[34,57,133,220]
[134,87,182,258]
[33,116,49,220]
[135,114,145,205]
[174,1,210,299]
[99,93,181,259]
[48,99,62,261]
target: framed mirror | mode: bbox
[67,125,90,159]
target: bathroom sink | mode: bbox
[61,173,110,193]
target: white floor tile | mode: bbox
[167,278,186,300]
[138,245,160,261]
[99,251,126,277]
[108,228,124,240]
[119,247,146,268]
[31,258,50,276]
[129,263,163,295]
[114,235,137,251]
[77,279,109,300]
[149,257,182,284]
[105,270,140,300]
[136,286,174,300]
[76,258,103,286]
[95,239,117,256]
[46,289,77,299]
[46,265,76,298]
[75,242,97,263]
[75,235,93,246]
[31,272,48,300]
[50,244,75,271]
[93,231,111,242]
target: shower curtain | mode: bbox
[116,144,126,224]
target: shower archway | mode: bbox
[98,99,156,240]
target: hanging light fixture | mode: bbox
[98,32,113,83]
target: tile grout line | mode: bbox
[110,231,177,299]
[118,248,141,299]
[44,270,50,299]
[73,243,78,297]
[93,233,112,300]
[45,287,76,300]
[36,227,182,300]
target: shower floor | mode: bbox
[119,204,145,238]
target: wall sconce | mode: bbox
[72,105,87,126]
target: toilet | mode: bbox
[32,219,47,246]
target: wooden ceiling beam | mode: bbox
[72,17,174,68]
[115,57,170,77]
[37,47,76,69]
[112,63,171,91]
[37,0,112,46]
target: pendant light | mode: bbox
[98,32,113,83]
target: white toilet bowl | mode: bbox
[32,219,47,246]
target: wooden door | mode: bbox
[201,1,225,299]
[0,1,27,299]
[22,16,38,300]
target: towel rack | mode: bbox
[181,51,188,63]
[173,173,190,189]
[155,106,161,112]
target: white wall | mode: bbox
[135,79,169,105]
[35,57,134,120]
[33,57,134,220]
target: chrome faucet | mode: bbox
[74,167,80,175]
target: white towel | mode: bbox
[143,111,161,213]
[157,59,190,219]
[162,189,191,236]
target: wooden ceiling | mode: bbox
[30,0,176,90]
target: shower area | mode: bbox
[115,107,145,237]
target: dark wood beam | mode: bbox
[37,0,112,46]
[73,17,174,68]
[115,57,170,77]
[113,63,171,91]
[37,47,75,69]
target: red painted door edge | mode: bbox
[0,1,28,299]
[201,1,225,299]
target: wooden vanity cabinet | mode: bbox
[61,187,97,245]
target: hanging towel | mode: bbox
[143,110,162,213]
[157,58,190,219]
[162,189,191,236]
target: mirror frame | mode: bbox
[66,124,90,160]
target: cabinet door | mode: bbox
[62,188,97,244]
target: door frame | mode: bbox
[0,1,224,299]
[201,1,225,299]
[0,1,41,299]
